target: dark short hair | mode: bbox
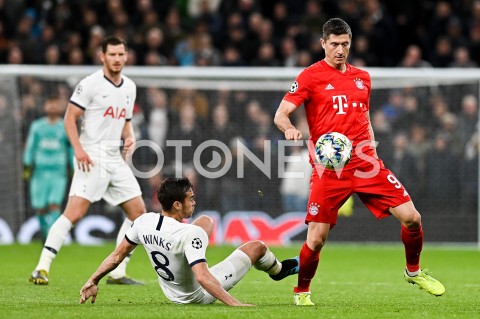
[101,35,128,53]
[157,177,193,211]
[322,18,352,40]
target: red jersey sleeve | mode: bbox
[283,68,312,107]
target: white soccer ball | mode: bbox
[315,132,353,169]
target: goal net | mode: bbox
[0,66,478,245]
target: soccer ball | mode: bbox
[315,132,353,169]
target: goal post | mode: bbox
[0,65,478,246]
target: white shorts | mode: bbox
[197,249,252,304]
[69,152,142,206]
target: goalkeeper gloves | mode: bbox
[23,165,32,180]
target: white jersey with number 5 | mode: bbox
[125,213,209,304]
[70,69,136,155]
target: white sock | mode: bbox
[36,215,73,272]
[253,248,281,275]
[109,218,133,278]
[406,268,420,277]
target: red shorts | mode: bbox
[306,162,411,227]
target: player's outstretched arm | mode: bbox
[274,100,302,141]
[79,239,137,304]
[191,262,254,306]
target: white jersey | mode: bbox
[70,69,136,156]
[125,213,209,304]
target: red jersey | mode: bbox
[283,60,376,169]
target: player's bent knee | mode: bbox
[239,240,267,260]
[307,237,326,251]
[192,215,214,237]
[404,212,422,228]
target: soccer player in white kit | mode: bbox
[80,177,300,306]
[29,36,146,285]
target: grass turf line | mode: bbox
[0,243,479,319]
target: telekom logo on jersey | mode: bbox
[332,95,365,114]
[103,106,126,119]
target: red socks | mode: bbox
[294,242,320,293]
[401,224,423,273]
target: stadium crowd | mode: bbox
[0,0,478,219]
[1,0,480,68]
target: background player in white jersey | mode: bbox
[29,35,146,285]
[80,177,299,306]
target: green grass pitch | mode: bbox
[0,243,479,319]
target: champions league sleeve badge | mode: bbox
[191,238,203,249]
[289,81,298,93]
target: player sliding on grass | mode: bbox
[80,177,299,306]
[273,18,445,306]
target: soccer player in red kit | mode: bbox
[273,18,445,306]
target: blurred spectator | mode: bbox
[362,0,397,66]
[444,17,468,49]
[131,104,147,141]
[163,7,187,52]
[449,46,478,68]
[86,25,106,64]
[468,24,480,65]
[165,102,204,167]
[430,36,453,67]
[7,45,23,64]
[126,48,138,65]
[174,35,196,66]
[399,44,432,68]
[196,33,222,66]
[209,103,238,146]
[43,44,62,65]
[302,0,327,36]
[428,1,456,51]
[14,10,39,63]
[371,110,393,164]
[191,0,223,37]
[188,0,222,18]
[252,42,280,66]
[393,95,424,133]
[437,112,463,157]
[108,9,135,43]
[60,31,82,61]
[280,145,311,212]
[428,94,450,135]
[146,88,169,149]
[67,47,85,65]
[271,2,289,42]
[457,94,479,148]
[425,133,458,210]
[140,27,169,65]
[171,87,209,120]
[280,37,298,67]
[213,137,247,213]
[296,50,313,67]
[381,89,405,123]
[390,132,421,198]
[407,124,431,177]
[349,34,377,66]
[221,45,245,66]
[460,132,479,215]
